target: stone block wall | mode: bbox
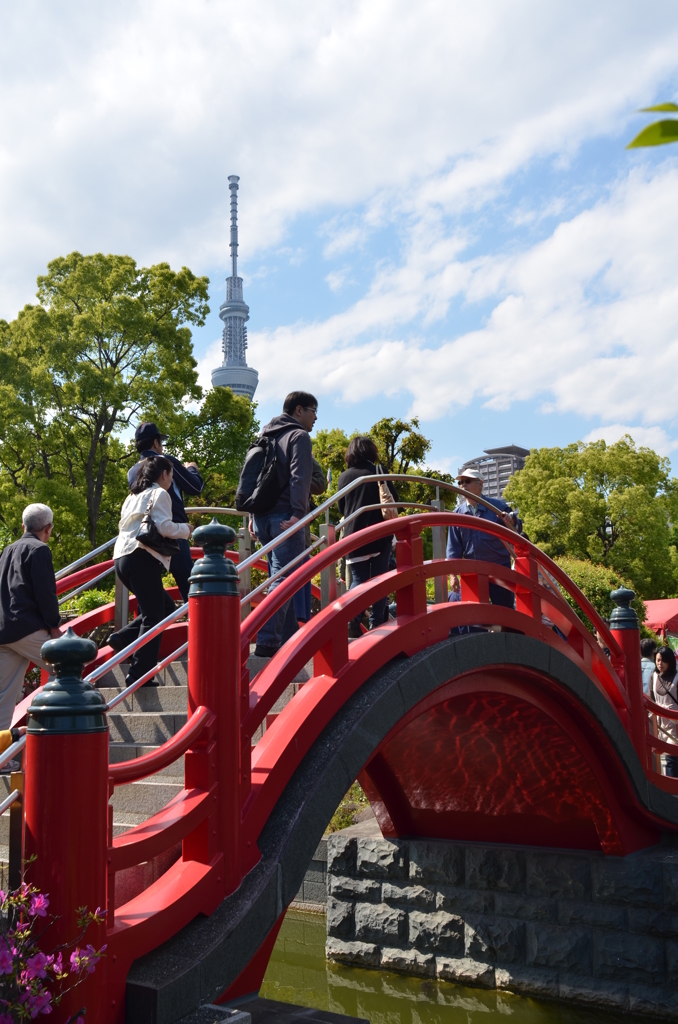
[293,839,328,908]
[325,833,678,1019]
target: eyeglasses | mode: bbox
[304,407,318,414]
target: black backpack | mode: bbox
[235,435,282,514]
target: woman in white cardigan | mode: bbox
[111,456,193,686]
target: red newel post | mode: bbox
[24,627,109,1024]
[609,587,649,769]
[187,519,242,894]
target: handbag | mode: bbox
[136,496,181,558]
[375,463,398,521]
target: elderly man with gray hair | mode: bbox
[0,504,61,739]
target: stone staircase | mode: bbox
[0,649,311,857]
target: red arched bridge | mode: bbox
[5,477,678,1024]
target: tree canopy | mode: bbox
[0,251,209,564]
[164,386,258,513]
[504,437,678,600]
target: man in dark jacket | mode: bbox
[447,468,520,613]
[128,422,203,601]
[0,503,61,733]
[252,391,316,658]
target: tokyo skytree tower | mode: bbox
[211,175,259,400]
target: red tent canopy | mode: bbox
[644,599,678,637]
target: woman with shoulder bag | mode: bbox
[651,645,678,777]
[337,437,398,638]
[111,455,193,686]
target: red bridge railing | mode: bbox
[2,489,665,1023]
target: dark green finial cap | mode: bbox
[189,518,238,597]
[609,587,639,631]
[28,627,108,734]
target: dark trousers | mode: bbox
[349,548,391,631]
[170,538,193,603]
[114,549,176,684]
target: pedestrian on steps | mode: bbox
[337,437,398,638]
[250,392,317,658]
[112,456,193,686]
[128,422,203,602]
[0,504,61,754]
[650,645,678,778]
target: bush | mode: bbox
[60,587,115,617]
[554,557,646,628]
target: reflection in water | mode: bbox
[261,910,619,1024]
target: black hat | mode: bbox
[135,422,168,448]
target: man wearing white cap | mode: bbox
[447,468,520,611]
[0,504,61,738]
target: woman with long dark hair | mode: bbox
[111,455,193,685]
[651,645,678,777]
[337,437,398,638]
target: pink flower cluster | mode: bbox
[0,883,105,1022]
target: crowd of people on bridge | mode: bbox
[0,388,675,774]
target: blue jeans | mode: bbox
[253,511,305,650]
[348,548,391,631]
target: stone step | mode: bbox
[111,811,153,837]
[94,658,187,690]
[99,686,188,713]
[108,712,187,745]
[109,743,185,779]
[111,778,183,816]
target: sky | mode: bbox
[2,2,678,474]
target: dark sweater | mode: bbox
[337,461,398,559]
[0,533,60,644]
[260,415,313,520]
[128,452,204,524]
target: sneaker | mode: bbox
[253,645,279,659]
[0,759,20,775]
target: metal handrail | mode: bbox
[184,506,240,516]
[0,736,25,773]
[243,535,327,607]
[58,565,115,606]
[237,474,516,576]
[106,641,189,710]
[0,790,20,816]
[55,537,116,580]
[337,502,434,533]
[83,602,188,686]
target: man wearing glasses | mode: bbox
[251,392,317,658]
[447,468,520,613]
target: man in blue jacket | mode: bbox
[128,422,204,601]
[447,468,521,611]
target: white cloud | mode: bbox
[2,0,678,319]
[246,165,678,431]
[583,425,678,456]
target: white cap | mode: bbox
[457,468,483,481]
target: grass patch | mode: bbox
[327,782,369,832]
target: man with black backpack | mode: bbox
[236,391,317,658]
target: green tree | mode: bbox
[370,417,431,474]
[312,428,352,497]
[164,387,258,512]
[504,437,678,600]
[0,252,209,565]
[554,557,646,628]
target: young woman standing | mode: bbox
[111,455,193,686]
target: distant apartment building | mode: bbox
[460,444,530,498]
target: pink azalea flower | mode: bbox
[26,988,52,1016]
[28,894,49,918]
[26,952,50,980]
[0,1013,13,1024]
[0,947,12,974]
